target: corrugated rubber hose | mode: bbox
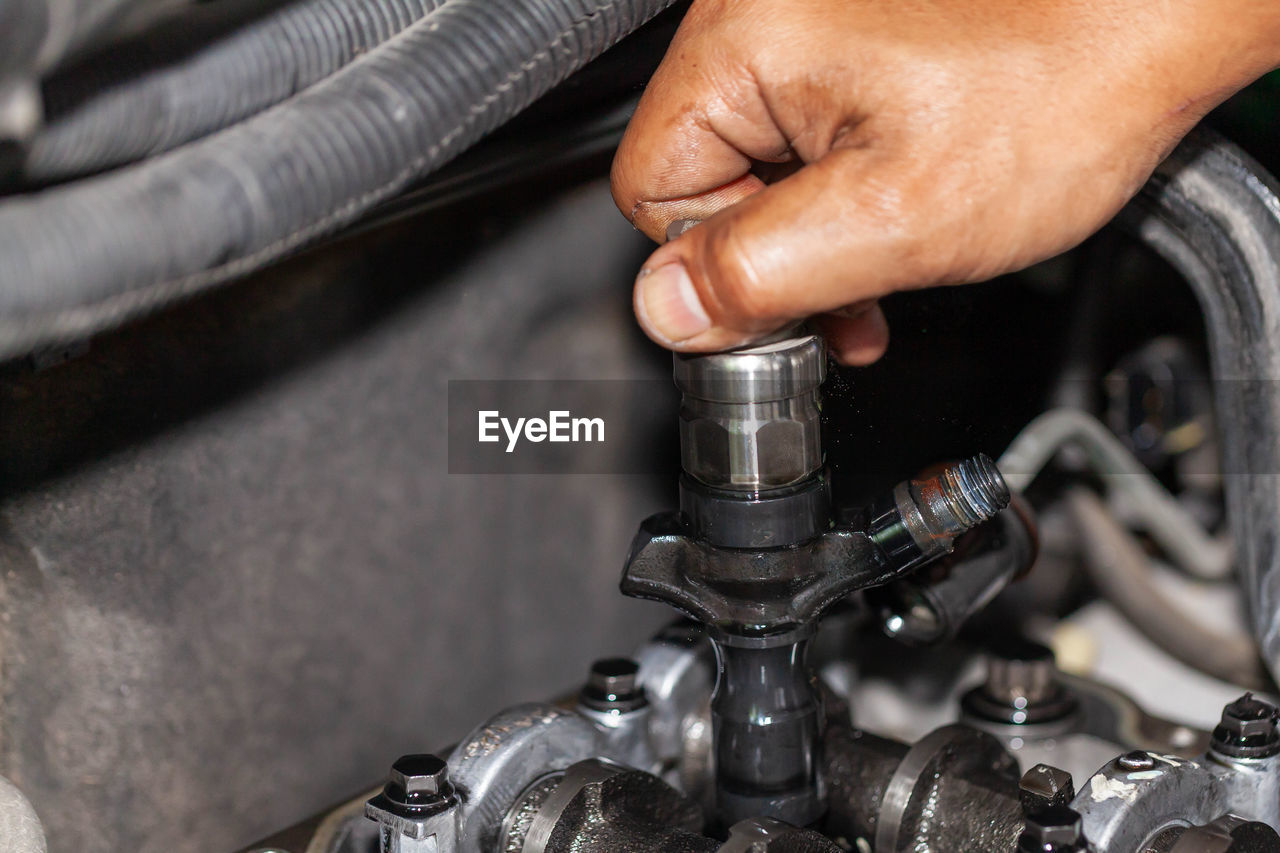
[26,0,448,180]
[0,0,678,359]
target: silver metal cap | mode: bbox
[673,333,826,404]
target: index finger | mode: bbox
[610,28,790,240]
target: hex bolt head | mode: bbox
[1117,751,1156,771]
[579,657,648,713]
[1018,805,1085,853]
[1019,764,1075,812]
[1212,693,1280,759]
[388,754,451,803]
[588,658,639,695]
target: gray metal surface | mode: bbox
[0,181,671,853]
[1074,749,1280,852]
[450,704,604,853]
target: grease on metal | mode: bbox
[1089,775,1139,804]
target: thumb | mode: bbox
[632,148,936,356]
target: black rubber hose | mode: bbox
[0,0,678,359]
[26,0,448,180]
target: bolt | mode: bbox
[387,754,452,805]
[1018,805,1085,853]
[1117,751,1156,771]
[1212,693,1280,759]
[579,657,648,713]
[985,640,1058,707]
[1019,764,1075,812]
[589,657,639,695]
[962,638,1078,726]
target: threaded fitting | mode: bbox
[915,454,1011,538]
[938,454,1011,528]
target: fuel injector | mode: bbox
[622,331,1011,828]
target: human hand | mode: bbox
[611,0,1280,363]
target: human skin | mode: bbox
[610,0,1280,364]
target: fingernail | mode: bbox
[635,262,711,344]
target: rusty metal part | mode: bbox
[822,724,1023,853]
[502,759,710,853]
[873,725,1022,853]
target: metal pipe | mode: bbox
[998,407,1232,581]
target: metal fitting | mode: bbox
[1211,694,1280,759]
[961,639,1078,729]
[577,657,658,773]
[366,754,459,853]
[632,621,715,798]
[876,498,1036,645]
[447,704,603,853]
[674,333,825,491]
[579,658,647,713]
[868,455,1011,572]
[1019,764,1075,812]
[1018,805,1086,853]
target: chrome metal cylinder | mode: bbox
[674,334,825,491]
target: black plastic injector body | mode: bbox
[620,333,1012,829]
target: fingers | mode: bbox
[629,146,935,351]
[611,15,792,242]
[815,302,890,365]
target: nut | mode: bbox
[367,753,459,851]
[580,658,647,713]
[680,399,822,490]
[390,754,450,800]
[1018,805,1084,852]
[674,334,826,491]
[1019,764,1075,811]
[1211,693,1280,758]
